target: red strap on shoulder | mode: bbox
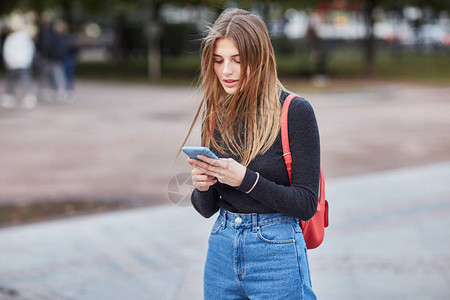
[281,93,298,184]
[282,93,326,211]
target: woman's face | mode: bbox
[213,38,241,95]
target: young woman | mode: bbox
[182,8,319,300]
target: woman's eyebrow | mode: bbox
[213,54,240,57]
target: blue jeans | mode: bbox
[63,55,76,91]
[204,209,316,300]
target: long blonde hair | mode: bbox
[181,8,283,166]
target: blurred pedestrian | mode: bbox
[0,19,9,70]
[36,17,68,102]
[1,17,36,109]
[306,24,326,76]
[60,21,78,101]
[36,14,54,101]
[182,8,319,299]
[49,19,69,101]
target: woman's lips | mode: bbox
[223,79,238,88]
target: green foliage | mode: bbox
[2,0,448,16]
[161,23,201,56]
[271,36,301,55]
[378,0,449,12]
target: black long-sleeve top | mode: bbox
[191,91,320,220]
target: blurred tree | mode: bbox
[295,0,449,76]
[381,0,449,12]
[0,1,17,15]
[2,0,448,79]
[356,0,449,75]
[363,0,376,76]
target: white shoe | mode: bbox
[1,94,16,108]
[23,94,37,109]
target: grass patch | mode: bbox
[76,55,201,85]
[375,51,450,83]
[73,50,450,84]
[326,50,366,77]
[278,49,450,82]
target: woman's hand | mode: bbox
[188,159,217,192]
[188,155,246,188]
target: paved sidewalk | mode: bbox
[1,161,449,300]
[1,80,450,206]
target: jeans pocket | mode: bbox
[210,217,224,235]
[257,222,296,244]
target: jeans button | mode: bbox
[235,217,242,224]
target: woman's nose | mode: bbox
[223,61,233,75]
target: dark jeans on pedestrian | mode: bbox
[5,68,33,95]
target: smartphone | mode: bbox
[182,146,219,160]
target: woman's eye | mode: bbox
[214,60,223,64]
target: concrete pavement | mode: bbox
[1,80,450,206]
[0,161,449,300]
[1,79,449,299]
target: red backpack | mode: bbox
[281,93,329,249]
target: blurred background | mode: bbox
[1,0,449,85]
[0,1,449,299]
[0,0,450,224]
[1,0,448,224]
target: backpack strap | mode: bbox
[281,93,297,184]
[281,93,325,212]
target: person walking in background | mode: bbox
[182,8,319,299]
[1,16,36,109]
[306,24,326,76]
[36,15,54,102]
[60,20,78,101]
[0,19,9,70]
[36,17,68,102]
[48,19,69,101]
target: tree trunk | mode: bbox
[147,1,161,80]
[147,21,161,79]
[364,0,375,76]
[62,0,74,33]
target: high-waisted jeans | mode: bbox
[204,209,316,300]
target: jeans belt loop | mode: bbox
[252,213,258,232]
[221,209,227,229]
